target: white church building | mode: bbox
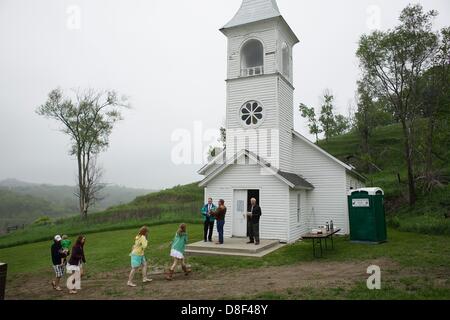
[198,0,366,243]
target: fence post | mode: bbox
[0,262,7,300]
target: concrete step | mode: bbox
[186,239,278,254]
[185,243,285,258]
[185,238,284,257]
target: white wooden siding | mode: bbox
[225,73,294,172]
[344,173,365,232]
[204,163,289,242]
[277,77,294,172]
[226,76,281,167]
[346,174,365,192]
[226,20,278,79]
[292,137,350,234]
[275,23,296,83]
[288,189,310,243]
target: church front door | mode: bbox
[233,190,248,237]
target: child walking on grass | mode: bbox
[127,226,152,287]
[165,223,191,281]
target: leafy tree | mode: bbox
[319,90,349,141]
[36,88,128,219]
[219,126,227,149]
[416,27,450,191]
[356,4,440,205]
[299,103,321,144]
[319,91,337,142]
[300,91,351,143]
[334,114,350,136]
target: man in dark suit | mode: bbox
[247,198,262,245]
[201,198,216,242]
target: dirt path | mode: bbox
[6,259,397,300]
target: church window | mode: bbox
[282,42,290,78]
[241,39,264,77]
[239,101,264,128]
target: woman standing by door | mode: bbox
[212,199,227,245]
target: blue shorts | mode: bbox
[131,254,146,268]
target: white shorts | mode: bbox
[66,264,80,273]
[170,249,184,259]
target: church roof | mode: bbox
[277,171,315,190]
[198,149,314,190]
[223,0,282,29]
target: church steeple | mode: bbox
[223,0,281,29]
[220,0,299,172]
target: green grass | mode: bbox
[2,223,448,299]
[246,280,450,300]
[2,224,449,277]
[1,224,202,277]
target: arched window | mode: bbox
[241,39,264,77]
[282,42,290,78]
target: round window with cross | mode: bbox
[239,101,264,128]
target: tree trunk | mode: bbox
[400,119,417,206]
[362,127,370,173]
[425,116,435,188]
[77,150,87,219]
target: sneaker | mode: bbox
[127,282,137,287]
[142,278,153,283]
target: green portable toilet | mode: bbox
[348,188,387,243]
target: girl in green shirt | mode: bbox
[166,223,191,280]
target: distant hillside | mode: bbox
[0,179,157,231]
[0,189,63,232]
[320,123,450,235]
[0,182,203,248]
[83,182,204,226]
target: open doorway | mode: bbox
[247,190,260,211]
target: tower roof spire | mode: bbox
[223,0,281,29]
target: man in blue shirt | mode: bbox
[201,198,216,242]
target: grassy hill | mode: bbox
[319,123,450,235]
[0,189,65,233]
[0,179,156,231]
[0,182,203,248]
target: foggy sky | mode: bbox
[0,0,449,189]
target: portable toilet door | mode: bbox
[348,188,387,243]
